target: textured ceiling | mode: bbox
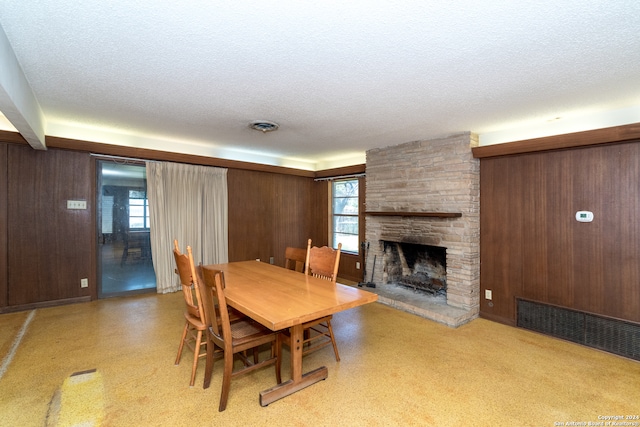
[0,1,639,170]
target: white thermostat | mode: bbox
[575,211,594,222]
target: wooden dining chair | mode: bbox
[284,246,307,272]
[282,238,342,362]
[173,240,208,387]
[200,266,281,412]
[173,239,247,387]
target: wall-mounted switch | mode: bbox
[485,289,492,300]
[67,200,87,209]
[80,278,89,288]
[356,262,361,269]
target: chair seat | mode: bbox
[187,307,245,327]
[229,319,277,346]
[184,312,207,330]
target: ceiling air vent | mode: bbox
[249,120,279,133]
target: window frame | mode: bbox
[330,178,360,255]
[128,189,150,230]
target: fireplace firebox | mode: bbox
[382,241,447,296]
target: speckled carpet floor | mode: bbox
[1,292,639,427]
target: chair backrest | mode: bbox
[200,266,231,348]
[173,239,207,325]
[304,238,342,284]
[284,246,307,272]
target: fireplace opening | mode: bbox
[381,241,447,297]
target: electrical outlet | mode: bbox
[485,289,492,300]
[356,262,361,269]
[269,256,274,264]
[80,278,89,288]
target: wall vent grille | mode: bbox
[517,298,640,361]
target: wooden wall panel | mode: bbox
[588,144,640,320]
[479,156,524,322]
[227,169,318,267]
[480,141,640,324]
[7,145,92,305]
[311,180,329,247]
[0,143,7,307]
[521,154,550,304]
[227,169,274,262]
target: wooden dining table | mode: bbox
[204,260,378,406]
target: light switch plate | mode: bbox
[67,200,87,209]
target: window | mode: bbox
[331,179,359,253]
[128,190,149,229]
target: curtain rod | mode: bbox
[313,173,365,182]
[90,153,158,163]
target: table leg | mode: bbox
[259,323,328,406]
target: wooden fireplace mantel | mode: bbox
[366,211,462,218]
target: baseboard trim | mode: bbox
[0,296,91,314]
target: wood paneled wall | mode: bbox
[227,168,325,265]
[0,143,7,308]
[0,137,363,311]
[6,144,93,306]
[479,140,640,324]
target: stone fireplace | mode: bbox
[365,132,480,327]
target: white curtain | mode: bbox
[146,161,228,293]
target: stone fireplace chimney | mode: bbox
[365,132,480,327]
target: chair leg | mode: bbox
[326,320,340,362]
[190,330,203,386]
[175,321,189,365]
[203,337,214,389]
[218,352,234,412]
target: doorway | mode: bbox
[97,160,156,297]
